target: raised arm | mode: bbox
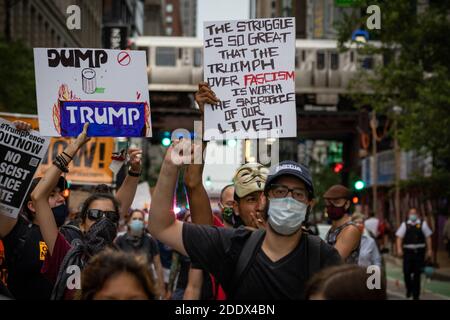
[148,140,195,256]
[0,121,32,238]
[184,83,220,225]
[31,123,90,255]
[115,148,142,217]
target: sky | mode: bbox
[196,0,250,38]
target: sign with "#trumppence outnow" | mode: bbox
[33,48,152,137]
[203,18,297,141]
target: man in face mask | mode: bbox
[232,163,269,229]
[218,184,236,228]
[323,185,362,264]
[395,208,433,300]
[150,152,343,299]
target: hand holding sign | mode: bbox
[195,82,220,114]
[13,120,32,131]
[73,122,91,149]
[128,148,143,173]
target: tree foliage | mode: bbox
[0,39,37,114]
[335,0,450,168]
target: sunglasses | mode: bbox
[86,209,120,223]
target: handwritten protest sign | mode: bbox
[33,49,152,137]
[131,182,152,210]
[0,118,50,218]
[203,18,297,141]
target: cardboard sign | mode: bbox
[33,48,152,137]
[0,118,50,218]
[203,18,297,140]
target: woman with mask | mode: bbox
[31,123,120,299]
[148,146,342,299]
[324,185,362,264]
[115,209,165,298]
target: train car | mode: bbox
[134,36,382,103]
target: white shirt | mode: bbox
[358,230,382,268]
[364,217,380,238]
[395,219,433,238]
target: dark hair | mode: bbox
[305,264,386,300]
[77,248,156,300]
[220,184,234,203]
[80,193,120,222]
[94,184,113,194]
[127,209,145,223]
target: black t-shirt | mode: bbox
[3,216,53,300]
[115,233,160,262]
[174,253,191,290]
[182,224,342,300]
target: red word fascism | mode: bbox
[243,71,294,86]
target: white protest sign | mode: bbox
[0,118,50,218]
[33,48,152,137]
[203,18,297,141]
[131,182,152,210]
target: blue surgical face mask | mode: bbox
[129,219,144,236]
[52,204,68,227]
[267,197,308,236]
[409,214,418,222]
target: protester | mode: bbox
[396,208,433,300]
[218,184,237,228]
[324,185,361,263]
[148,140,341,299]
[305,264,386,300]
[77,248,156,300]
[352,213,382,268]
[30,123,138,299]
[0,121,54,299]
[365,211,380,239]
[115,209,165,298]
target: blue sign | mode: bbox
[59,101,147,137]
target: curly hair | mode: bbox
[77,248,157,300]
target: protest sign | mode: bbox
[131,182,152,210]
[33,48,152,137]
[0,118,50,218]
[36,137,114,185]
[203,18,297,140]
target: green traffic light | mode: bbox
[161,137,171,147]
[354,180,365,190]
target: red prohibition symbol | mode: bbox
[117,51,131,66]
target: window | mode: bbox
[166,15,173,23]
[362,57,374,69]
[166,27,172,36]
[155,47,176,66]
[194,48,202,67]
[330,52,339,70]
[166,3,173,13]
[317,52,325,70]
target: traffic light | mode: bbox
[333,162,344,173]
[352,196,359,204]
[161,131,171,147]
[354,180,365,191]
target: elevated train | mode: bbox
[134,37,382,105]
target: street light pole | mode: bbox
[393,105,403,227]
[370,111,378,216]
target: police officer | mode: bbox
[396,208,433,300]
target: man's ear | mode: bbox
[345,200,351,210]
[27,200,36,213]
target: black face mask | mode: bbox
[84,218,117,256]
[52,204,69,227]
[223,207,244,228]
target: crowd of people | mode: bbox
[0,82,438,301]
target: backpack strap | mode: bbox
[229,229,265,299]
[307,234,322,278]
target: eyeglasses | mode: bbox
[268,184,308,202]
[86,209,120,223]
